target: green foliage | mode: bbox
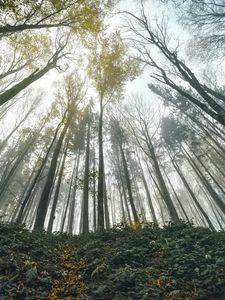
[0,222,225,299]
[88,32,141,101]
[0,0,110,36]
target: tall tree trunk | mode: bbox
[16,120,63,223]
[103,172,110,229]
[33,118,70,230]
[198,181,224,231]
[47,141,68,233]
[61,152,79,233]
[97,97,105,230]
[118,184,126,222]
[12,157,40,222]
[82,119,91,234]
[119,143,139,223]
[162,166,190,224]
[169,150,215,231]
[144,130,179,222]
[204,151,225,180]
[134,178,147,222]
[0,134,37,203]
[115,142,132,224]
[138,156,158,224]
[67,150,80,234]
[118,165,132,224]
[150,150,179,221]
[0,103,37,152]
[180,144,225,215]
[92,143,97,232]
[61,184,72,233]
[187,144,225,197]
[0,55,59,106]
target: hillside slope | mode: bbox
[0,222,225,299]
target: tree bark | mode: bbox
[103,172,110,229]
[145,135,179,222]
[16,120,62,223]
[97,97,105,230]
[119,143,139,223]
[82,119,91,234]
[67,150,80,234]
[168,149,216,231]
[47,141,68,233]
[138,156,158,224]
[33,117,70,230]
[0,49,62,106]
[181,144,225,215]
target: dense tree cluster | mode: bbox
[0,0,224,234]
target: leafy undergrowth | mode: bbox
[0,222,225,299]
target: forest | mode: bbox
[1,0,225,299]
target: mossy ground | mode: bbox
[0,222,225,299]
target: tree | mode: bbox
[33,75,85,230]
[15,119,63,224]
[137,154,158,225]
[0,117,48,212]
[0,92,41,153]
[124,96,180,222]
[82,109,91,234]
[161,116,225,227]
[0,0,112,37]
[0,44,67,106]
[110,118,139,223]
[88,32,140,230]
[124,3,225,127]
[162,0,225,59]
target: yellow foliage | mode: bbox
[130,221,156,229]
[8,32,51,69]
[48,243,89,300]
[88,31,141,101]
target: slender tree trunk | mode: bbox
[134,179,147,222]
[103,172,110,229]
[144,131,179,222]
[204,151,225,180]
[97,97,105,230]
[16,120,63,223]
[61,151,79,233]
[119,143,139,223]
[118,184,126,222]
[47,141,68,233]
[82,119,91,234]
[0,134,37,203]
[0,59,58,106]
[0,104,36,152]
[61,184,72,233]
[169,150,215,231]
[67,150,80,234]
[138,156,158,224]
[92,144,97,232]
[162,166,190,224]
[187,144,225,197]
[114,142,132,224]
[198,181,224,231]
[118,165,132,224]
[12,158,39,222]
[180,144,225,215]
[33,118,70,230]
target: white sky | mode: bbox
[1,0,221,137]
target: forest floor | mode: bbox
[0,222,225,300]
